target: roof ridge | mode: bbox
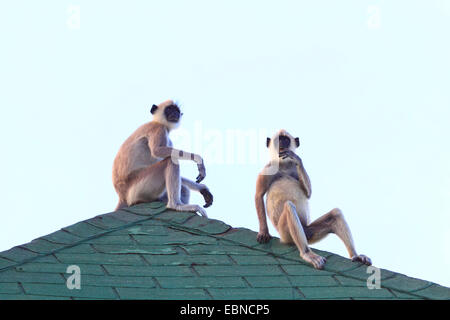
[0,204,167,273]
[1,201,449,300]
[145,211,436,300]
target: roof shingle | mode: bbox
[0,202,449,300]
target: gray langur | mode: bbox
[255,129,371,269]
[112,100,213,217]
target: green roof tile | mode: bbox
[193,265,284,277]
[0,201,449,300]
[0,269,64,284]
[64,274,157,289]
[333,275,368,287]
[22,283,117,299]
[85,215,129,230]
[54,252,146,266]
[108,210,148,223]
[61,244,97,254]
[156,276,246,289]
[281,264,333,276]
[244,276,292,288]
[0,282,22,294]
[41,230,83,245]
[323,254,360,272]
[289,275,339,287]
[62,221,105,238]
[132,233,218,246]
[154,210,198,224]
[92,244,177,255]
[0,257,15,269]
[382,274,431,292]
[299,286,395,299]
[342,264,397,281]
[143,254,233,266]
[103,265,194,277]
[181,244,266,256]
[123,202,167,216]
[19,239,65,254]
[390,290,424,299]
[230,254,280,265]
[120,225,167,236]
[0,247,39,262]
[413,284,450,299]
[254,239,298,255]
[85,235,135,245]
[116,287,209,300]
[217,228,261,246]
[24,254,58,264]
[207,288,302,300]
[181,216,231,234]
[15,262,106,275]
[0,293,70,300]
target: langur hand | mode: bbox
[352,254,372,266]
[196,161,206,183]
[199,186,214,208]
[257,230,272,244]
[279,150,301,163]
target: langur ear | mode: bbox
[150,104,158,114]
[266,138,271,148]
[295,137,300,148]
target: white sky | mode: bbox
[1,1,449,288]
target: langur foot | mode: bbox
[167,204,208,218]
[194,206,208,218]
[199,187,214,208]
[351,254,372,266]
[301,251,327,270]
[256,232,272,244]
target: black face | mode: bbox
[278,135,291,151]
[164,104,182,123]
[266,135,300,149]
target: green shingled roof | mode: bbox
[0,202,449,300]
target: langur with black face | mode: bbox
[112,100,213,217]
[255,129,371,269]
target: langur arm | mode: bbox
[181,177,204,191]
[182,177,213,208]
[255,174,271,243]
[280,150,311,198]
[296,160,312,199]
[148,128,206,183]
[148,130,202,163]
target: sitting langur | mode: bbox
[112,100,213,217]
[255,130,371,269]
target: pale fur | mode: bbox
[267,177,310,229]
[112,100,211,217]
[268,129,297,163]
[265,131,311,235]
[152,99,181,131]
[255,129,372,269]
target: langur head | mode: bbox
[266,129,300,161]
[151,100,183,130]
